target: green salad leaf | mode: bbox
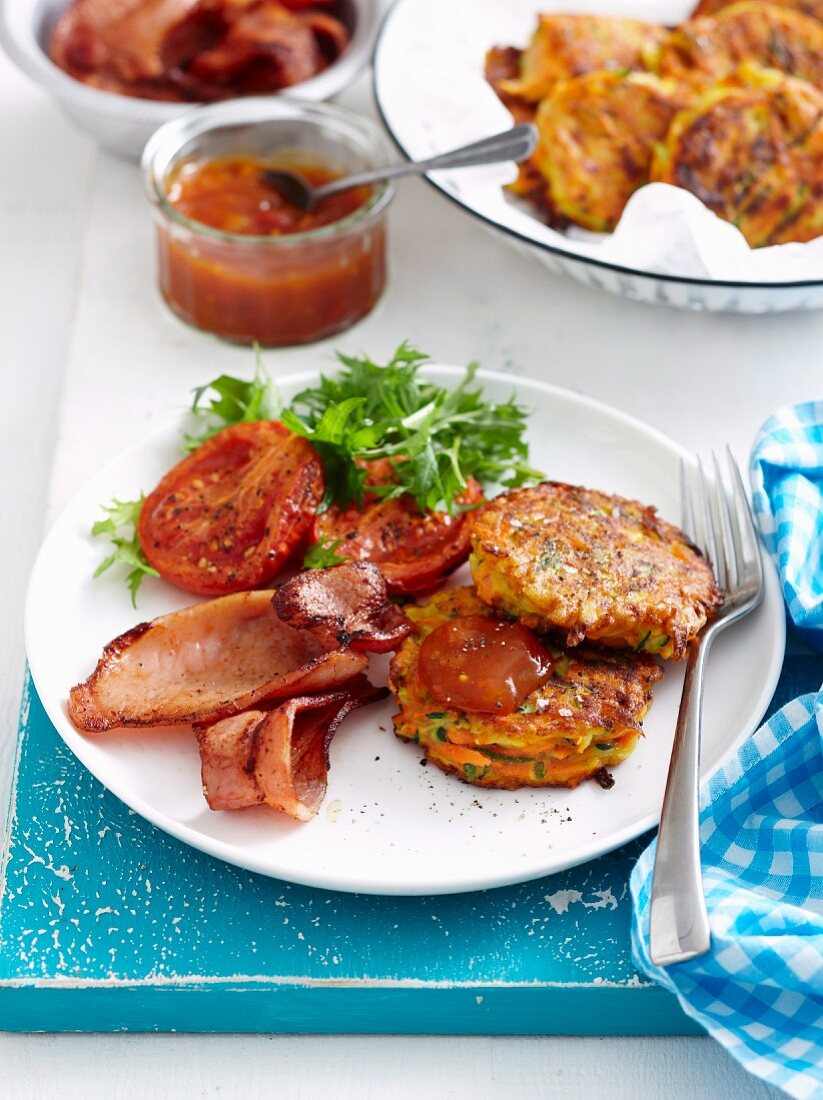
[280,342,542,513]
[91,496,158,607]
[183,353,281,452]
[302,539,347,570]
[92,342,541,603]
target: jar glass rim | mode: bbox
[142,96,395,246]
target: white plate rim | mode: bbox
[372,0,823,293]
[24,367,786,895]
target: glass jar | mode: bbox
[142,97,394,346]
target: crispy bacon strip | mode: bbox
[295,10,349,60]
[68,590,367,732]
[51,0,201,86]
[185,0,322,94]
[195,711,264,810]
[196,675,386,820]
[273,562,411,653]
[51,0,350,101]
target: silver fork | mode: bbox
[649,448,764,967]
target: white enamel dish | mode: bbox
[373,0,823,313]
[25,368,785,895]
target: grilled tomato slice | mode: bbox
[312,477,484,596]
[138,421,323,596]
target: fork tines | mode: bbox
[680,448,763,607]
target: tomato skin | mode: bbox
[419,615,554,715]
[138,422,323,596]
[312,478,484,595]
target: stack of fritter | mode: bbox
[487,0,823,246]
[389,482,722,791]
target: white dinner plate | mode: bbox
[25,368,785,895]
[373,0,823,313]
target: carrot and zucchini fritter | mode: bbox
[389,588,662,790]
[651,67,823,245]
[533,71,689,232]
[693,0,823,19]
[652,2,823,88]
[487,3,823,246]
[469,482,722,661]
[498,13,665,103]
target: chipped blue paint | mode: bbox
[0,645,816,1034]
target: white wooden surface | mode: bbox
[3,39,817,1098]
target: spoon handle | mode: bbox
[314,123,537,200]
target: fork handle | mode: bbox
[648,635,713,966]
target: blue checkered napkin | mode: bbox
[751,401,823,645]
[631,694,823,1099]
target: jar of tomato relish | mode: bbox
[142,98,394,346]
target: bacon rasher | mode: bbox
[50,0,350,101]
[273,562,411,653]
[68,590,367,732]
[195,676,385,820]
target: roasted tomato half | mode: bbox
[138,422,323,596]
[312,477,483,595]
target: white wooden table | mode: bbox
[3,42,816,1098]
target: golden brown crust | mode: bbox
[533,71,690,232]
[468,482,722,661]
[749,71,823,242]
[651,67,823,245]
[499,14,665,103]
[736,65,823,143]
[654,3,823,88]
[651,86,797,245]
[388,588,662,790]
[768,120,823,239]
[692,0,823,22]
[485,46,537,125]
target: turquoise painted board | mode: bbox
[0,638,818,1035]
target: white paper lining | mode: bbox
[375,0,823,284]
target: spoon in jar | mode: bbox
[261,123,537,212]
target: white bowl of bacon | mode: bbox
[0,0,380,159]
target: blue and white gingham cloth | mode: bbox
[751,401,823,647]
[630,402,823,1100]
[631,697,823,1098]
